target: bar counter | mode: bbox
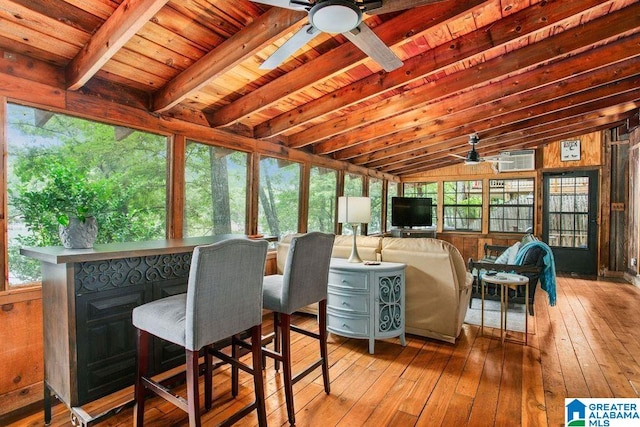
[20,234,245,426]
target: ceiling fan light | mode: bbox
[309,0,362,34]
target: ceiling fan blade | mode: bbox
[343,24,403,72]
[449,153,466,160]
[365,0,446,15]
[250,0,310,11]
[259,24,321,70]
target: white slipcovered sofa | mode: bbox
[275,234,473,344]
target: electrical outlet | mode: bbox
[632,258,637,267]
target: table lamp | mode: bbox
[338,196,371,263]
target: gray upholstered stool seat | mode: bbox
[261,231,335,425]
[133,238,268,427]
[132,294,187,345]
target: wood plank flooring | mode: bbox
[8,275,640,426]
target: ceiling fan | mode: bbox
[450,134,513,166]
[251,0,444,72]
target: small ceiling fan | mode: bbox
[251,0,444,72]
[450,134,513,166]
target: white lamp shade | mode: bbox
[338,196,371,224]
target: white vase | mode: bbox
[59,216,98,249]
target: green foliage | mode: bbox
[7,104,167,284]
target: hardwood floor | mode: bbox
[9,275,640,426]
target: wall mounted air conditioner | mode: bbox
[498,150,535,172]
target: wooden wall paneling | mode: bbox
[542,131,603,169]
[462,237,479,265]
[0,290,44,417]
[627,128,640,279]
[604,130,629,275]
[264,251,277,276]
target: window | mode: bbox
[403,182,438,226]
[368,178,383,235]
[489,179,534,233]
[184,143,247,236]
[258,157,301,239]
[7,104,167,288]
[386,182,398,231]
[308,166,337,233]
[443,180,482,231]
[344,173,363,197]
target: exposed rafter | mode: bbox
[66,0,169,90]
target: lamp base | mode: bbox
[348,224,363,263]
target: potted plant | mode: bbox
[57,206,99,249]
[13,163,102,249]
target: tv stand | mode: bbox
[390,228,436,238]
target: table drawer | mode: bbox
[327,311,369,336]
[327,289,369,314]
[328,270,368,290]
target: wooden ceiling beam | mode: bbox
[66,0,169,90]
[378,100,640,174]
[342,53,640,165]
[364,88,640,172]
[205,0,486,127]
[256,0,615,139]
[306,2,640,154]
[152,8,307,113]
[391,117,628,174]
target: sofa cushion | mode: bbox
[331,235,382,261]
[495,241,521,264]
[277,234,382,273]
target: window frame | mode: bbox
[488,178,535,234]
[442,180,483,232]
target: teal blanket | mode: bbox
[514,241,557,306]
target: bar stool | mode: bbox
[262,232,335,425]
[132,238,268,427]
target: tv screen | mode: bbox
[391,197,433,228]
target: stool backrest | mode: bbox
[185,238,268,350]
[281,232,335,313]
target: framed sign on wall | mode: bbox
[561,139,581,161]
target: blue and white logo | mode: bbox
[566,398,640,426]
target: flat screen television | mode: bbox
[391,197,433,228]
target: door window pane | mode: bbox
[368,178,383,235]
[258,157,300,239]
[185,142,247,236]
[7,104,167,288]
[308,166,337,233]
[547,176,590,248]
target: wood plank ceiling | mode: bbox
[1,0,639,177]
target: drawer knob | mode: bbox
[342,323,349,329]
[342,301,350,306]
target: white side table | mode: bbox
[327,258,406,354]
[481,272,529,345]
